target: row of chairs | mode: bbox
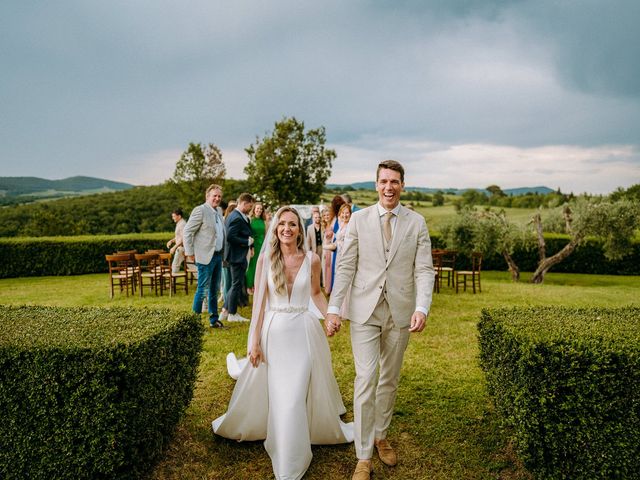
[105,250,192,298]
[432,250,482,294]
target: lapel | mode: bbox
[386,205,409,265]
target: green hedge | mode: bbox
[0,233,170,278]
[478,306,640,479]
[0,305,203,479]
[1,232,639,278]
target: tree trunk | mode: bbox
[531,240,578,284]
[502,251,520,281]
[532,212,546,260]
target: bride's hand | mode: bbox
[249,344,264,367]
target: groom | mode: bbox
[326,160,435,480]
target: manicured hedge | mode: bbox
[0,305,203,480]
[1,232,638,278]
[478,306,640,479]
[0,233,169,278]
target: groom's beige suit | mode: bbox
[328,203,435,459]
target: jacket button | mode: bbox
[379,286,383,289]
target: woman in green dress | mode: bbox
[246,202,267,294]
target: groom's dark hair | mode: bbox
[377,160,405,183]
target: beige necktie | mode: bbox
[383,212,393,244]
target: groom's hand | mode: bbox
[325,313,342,337]
[409,311,427,332]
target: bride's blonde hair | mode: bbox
[269,206,305,295]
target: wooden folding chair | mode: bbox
[438,250,457,289]
[105,254,136,298]
[456,252,482,293]
[158,252,188,297]
[134,253,161,297]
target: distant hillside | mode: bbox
[326,181,554,196]
[0,176,134,205]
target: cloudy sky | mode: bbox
[1,0,639,194]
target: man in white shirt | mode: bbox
[326,160,435,480]
[183,184,226,329]
[167,208,186,274]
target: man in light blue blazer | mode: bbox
[184,184,226,328]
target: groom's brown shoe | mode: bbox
[352,459,373,480]
[375,438,398,466]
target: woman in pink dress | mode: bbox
[321,207,335,295]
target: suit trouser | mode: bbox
[224,260,248,315]
[171,246,184,273]
[350,298,410,460]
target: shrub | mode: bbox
[0,305,203,479]
[0,233,169,278]
[478,306,640,479]
[1,232,638,279]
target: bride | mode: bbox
[212,206,353,480]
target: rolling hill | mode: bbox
[0,176,134,204]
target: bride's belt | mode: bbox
[268,305,308,313]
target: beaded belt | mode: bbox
[269,305,307,313]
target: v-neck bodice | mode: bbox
[267,252,311,312]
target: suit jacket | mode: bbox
[305,224,322,253]
[329,204,435,328]
[183,203,221,265]
[224,209,253,264]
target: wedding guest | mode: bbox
[246,201,267,295]
[166,208,186,273]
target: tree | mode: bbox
[441,207,528,281]
[441,197,640,284]
[432,190,445,207]
[530,197,640,283]
[170,142,226,212]
[244,117,335,207]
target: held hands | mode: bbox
[249,343,264,368]
[325,313,342,337]
[409,311,427,333]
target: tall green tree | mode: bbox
[244,117,335,207]
[170,142,226,212]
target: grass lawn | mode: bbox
[1,271,638,479]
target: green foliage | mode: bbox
[440,207,530,257]
[169,142,226,212]
[0,184,178,237]
[245,117,335,207]
[609,183,640,202]
[0,233,169,278]
[432,190,445,207]
[441,199,640,279]
[0,179,254,238]
[0,305,203,479]
[478,306,640,479]
[570,197,640,260]
[453,186,573,209]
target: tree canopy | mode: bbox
[170,142,226,212]
[244,117,335,207]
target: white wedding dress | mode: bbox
[212,252,353,480]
